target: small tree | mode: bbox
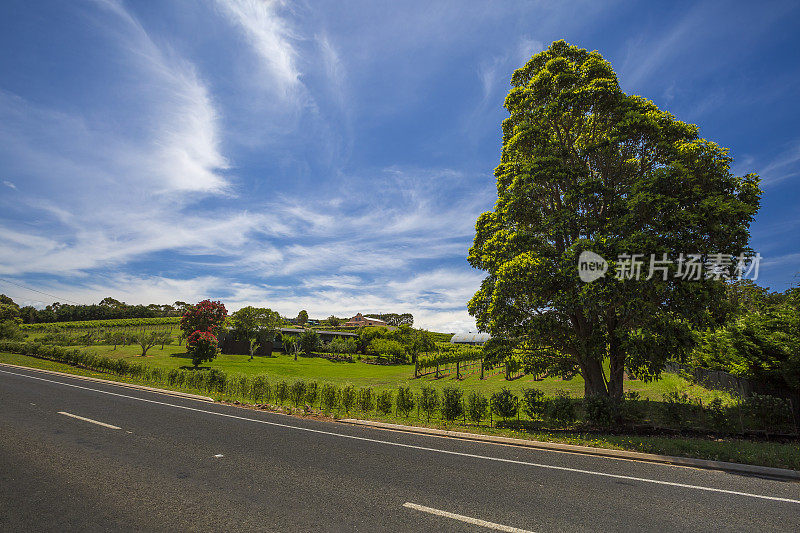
[490,388,519,421]
[275,380,289,405]
[320,383,338,412]
[229,306,282,360]
[419,386,439,422]
[297,310,308,325]
[376,390,393,415]
[289,380,307,407]
[298,330,321,359]
[186,330,219,368]
[521,388,546,420]
[340,384,356,414]
[305,381,319,406]
[132,327,161,357]
[327,315,341,327]
[467,391,488,424]
[396,386,415,417]
[357,387,374,413]
[180,300,227,337]
[441,387,464,421]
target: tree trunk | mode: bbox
[607,330,625,400]
[582,358,608,397]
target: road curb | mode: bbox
[340,418,800,481]
[0,362,214,402]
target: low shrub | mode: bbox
[583,395,622,427]
[357,387,374,413]
[521,388,546,420]
[419,386,439,422]
[744,394,793,434]
[305,381,319,406]
[396,386,415,417]
[275,380,289,405]
[466,391,488,424]
[320,384,338,412]
[441,387,464,421]
[490,388,518,421]
[289,380,307,407]
[340,384,356,414]
[376,390,393,415]
[660,390,698,426]
[545,390,576,425]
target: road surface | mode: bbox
[1,365,798,532]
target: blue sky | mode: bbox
[1,0,799,331]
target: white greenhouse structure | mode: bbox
[449,332,491,345]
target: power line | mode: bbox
[0,278,85,306]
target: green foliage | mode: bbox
[297,310,308,325]
[250,375,270,403]
[298,330,321,356]
[660,390,698,426]
[20,316,181,331]
[468,40,761,399]
[583,395,623,427]
[544,391,577,425]
[229,306,282,357]
[340,384,356,414]
[289,380,307,407]
[466,391,488,423]
[186,330,219,368]
[357,387,374,413]
[180,300,227,337]
[419,386,439,421]
[743,394,793,433]
[441,387,464,421]
[376,390,393,415]
[691,303,800,393]
[396,386,415,417]
[275,380,289,405]
[521,388,546,420]
[490,388,519,420]
[320,383,338,412]
[325,337,358,355]
[417,344,483,370]
[369,338,406,363]
[305,381,319,406]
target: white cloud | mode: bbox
[214,0,300,99]
[2,180,16,190]
[759,140,800,186]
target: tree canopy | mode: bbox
[468,40,761,398]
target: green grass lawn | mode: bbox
[57,342,734,403]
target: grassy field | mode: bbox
[1,350,796,470]
[47,342,735,403]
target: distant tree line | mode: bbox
[7,296,190,324]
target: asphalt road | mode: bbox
[1,365,798,532]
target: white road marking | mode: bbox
[214,454,224,458]
[3,368,798,505]
[57,411,121,430]
[403,502,533,532]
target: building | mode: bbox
[450,332,491,346]
[279,328,358,343]
[343,313,387,327]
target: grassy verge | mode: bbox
[2,351,797,471]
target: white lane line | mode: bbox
[3,368,798,505]
[403,502,533,532]
[57,411,121,430]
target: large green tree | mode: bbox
[468,41,761,398]
[229,306,282,360]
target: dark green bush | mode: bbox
[289,380,307,407]
[396,386,415,417]
[545,390,576,425]
[304,381,319,406]
[340,384,356,414]
[441,387,464,421]
[583,395,622,427]
[275,380,289,405]
[357,387,374,413]
[521,388,546,420]
[660,390,697,426]
[376,390,393,415]
[490,388,518,420]
[320,383,338,412]
[419,386,439,422]
[466,391,488,424]
[744,394,793,433]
